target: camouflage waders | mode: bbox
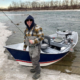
[26,36,41,74]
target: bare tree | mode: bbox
[32,1,37,8]
[7,0,80,11]
[49,0,53,7]
[19,1,25,8]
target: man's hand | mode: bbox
[29,40,34,44]
[23,49,26,51]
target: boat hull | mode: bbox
[6,48,69,66]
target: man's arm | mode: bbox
[23,30,27,50]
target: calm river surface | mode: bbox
[0,10,80,74]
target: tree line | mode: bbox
[0,0,80,11]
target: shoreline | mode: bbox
[1,9,80,12]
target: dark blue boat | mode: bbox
[5,30,78,66]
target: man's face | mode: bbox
[26,19,33,27]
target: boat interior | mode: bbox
[5,30,78,54]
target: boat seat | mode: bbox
[53,37,63,43]
[41,36,50,50]
[41,43,49,50]
[56,31,72,39]
[50,41,66,50]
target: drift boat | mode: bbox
[5,30,78,66]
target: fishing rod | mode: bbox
[2,10,31,42]
[2,10,24,35]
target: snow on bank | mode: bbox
[0,22,12,68]
[0,22,80,80]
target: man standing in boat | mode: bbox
[23,15,44,79]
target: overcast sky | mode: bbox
[0,0,56,8]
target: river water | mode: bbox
[0,10,80,75]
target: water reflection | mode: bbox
[42,52,76,74]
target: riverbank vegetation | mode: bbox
[0,0,80,11]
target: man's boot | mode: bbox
[32,72,40,79]
[30,69,35,73]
